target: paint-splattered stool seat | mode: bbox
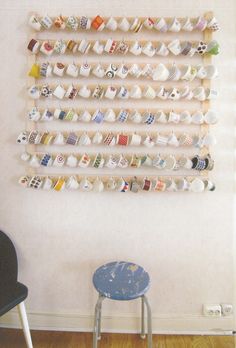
[92,261,152,348]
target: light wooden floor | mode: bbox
[0,329,235,348]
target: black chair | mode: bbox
[0,230,33,348]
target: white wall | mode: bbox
[0,0,235,334]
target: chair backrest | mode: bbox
[0,231,18,291]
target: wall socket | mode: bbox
[203,304,222,317]
[220,303,233,316]
[203,304,234,317]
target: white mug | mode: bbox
[78,86,91,98]
[53,132,65,145]
[204,110,218,124]
[66,63,78,77]
[168,17,181,32]
[176,178,189,191]
[129,64,142,77]
[205,88,218,100]
[168,111,180,124]
[156,134,168,146]
[53,85,66,99]
[168,39,182,55]
[168,133,179,147]
[157,86,169,100]
[181,65,197,81]
[181,86,193,100]
[66,154,78,167]
[66,176,79,190]
[129,41,142,55]
[79,110,91,122]
[165,154,177,170]
[156,42,169,56]
[118,17,130,31]
[182,17,193,31]
[92,64,105,78]
[28,85,41,99]
[41,15,53,29]
[53,154,65,167]
[142,64,153,78]
[192,111,204,124]
[93,177,104,192]
[28,107,41,121]
[130,110,142,123]
[168,87,181,100]
[104,109,116,122]
[106,17,118,31]
[78,133,91,146]
[130,133,142,146]
[143,135,155,148]
[21,152,31,162]
[92,132,103,144]
[205,65,218,79]
[203,133,217,146]
[29,154,40,167]
[41,109,53,122]
[78,39,91,54]
[193,86,206,101]
[92,40,104,55]
[142,41,155,57]
[106,177,117,190]
[43,177,53,190]
[196,65,207,79]
[154,18,168,32]
[104,86,117,99]
[29,15,42,30]
[116,64,129,79]
[80,63,91,77]
[117,86,129,99]
[143,86,156,99]
[152,63,169,81]
[130,85,142,99]
[80,177,93,191]
[105,155,118,169]
[178,155,193,169]
[189,178,205,192]
[165,178,177,191]
[179,110,192,124]
[156,111,167,123]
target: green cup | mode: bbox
[207,40,220,55]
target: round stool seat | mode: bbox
[93,261,150,301]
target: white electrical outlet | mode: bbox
[203,304,222,317]
[221,304,233,316]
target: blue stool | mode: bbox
[92,261,152,348]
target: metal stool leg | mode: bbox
[143,295,152,348]
[93,295,104,348]
[97,296,104,340]
[140,296,145,339]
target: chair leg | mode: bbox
[93,295,104,348]
[17,301,33,348]
[143,295,152,348]
[140,296,145,339]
